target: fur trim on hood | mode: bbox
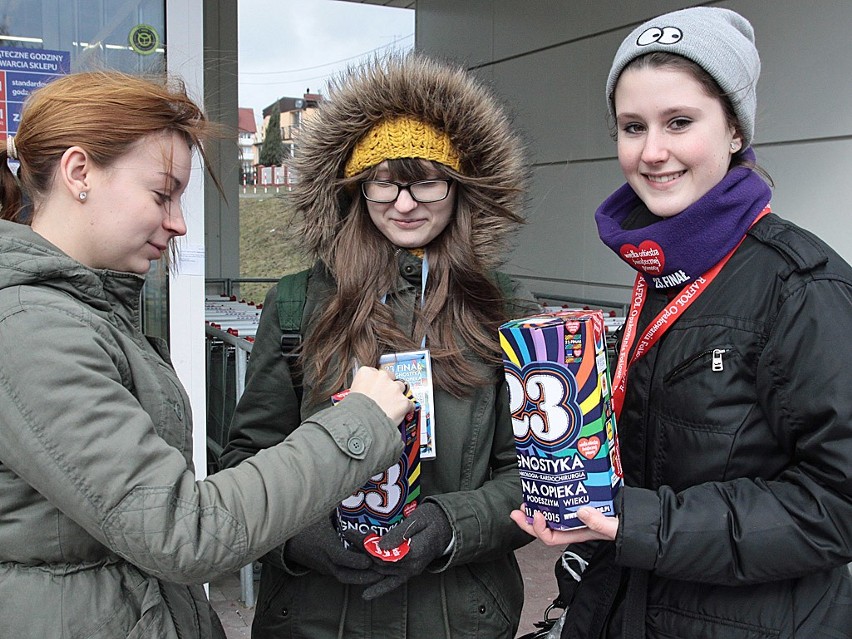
[290,52,528,271]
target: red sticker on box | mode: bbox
[363,533,410,562]
[577,436,601,459]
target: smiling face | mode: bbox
[364,159,456,248]
[81,131,191,273]
[614,65,742,218]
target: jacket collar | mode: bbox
[395,248,423,289]
[0,219,146,330]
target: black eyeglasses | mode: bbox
[360,179,453,204]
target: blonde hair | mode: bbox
[0,70,221,222]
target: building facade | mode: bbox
[252,91,322,186]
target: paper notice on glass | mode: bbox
[174,243,205,276]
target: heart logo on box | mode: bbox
[577,436,601,459]
[566,321,580,334]
[619,240,665,275]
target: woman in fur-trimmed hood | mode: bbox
[290,51,530,401]
[292,51,526,272]
[221,51,537,638]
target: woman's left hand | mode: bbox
[510,506,618,546]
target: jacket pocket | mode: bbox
[124,579,169,639]
[652,341,759,488]
[648,604,780,639]
[663,344,739,386]
[82,576,169,639]
[251,568,297,638]
[156,371,191,452]
[660,343,755,437]
[659,341,756,438]
[460,565,518,638]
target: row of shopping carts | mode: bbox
[204,295,263,607]
[204,294,261,465]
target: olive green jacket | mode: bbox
[0,220,402,638]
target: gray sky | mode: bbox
[238,0,415,114]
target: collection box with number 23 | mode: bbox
[499,309,623,530]
[331,389,421,538]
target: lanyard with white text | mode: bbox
[611,207,770,421]
[418,252,429,348]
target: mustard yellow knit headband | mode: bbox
[344,116,461,178]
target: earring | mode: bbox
[78,191,88,201]
[730,141,739,152]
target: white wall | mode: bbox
[415,0,852,307]
[166,0,207,481]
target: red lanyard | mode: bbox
[611,207,770,421]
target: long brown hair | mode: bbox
[301,157,524,404]
[0,70,222,222]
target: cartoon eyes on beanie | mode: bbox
[636,26,683,46]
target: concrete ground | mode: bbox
[209,541,565,638]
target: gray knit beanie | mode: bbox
[606,7,760,146]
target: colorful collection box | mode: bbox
[499,309,623,530]
[331,389,422,537]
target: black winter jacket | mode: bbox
[562,214,852,638]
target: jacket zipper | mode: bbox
[711,348,726,372]
[664,348,730,383]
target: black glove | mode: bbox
[283,514,383,586]
[358,502,453,600]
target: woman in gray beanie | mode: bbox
[513,6,852,638]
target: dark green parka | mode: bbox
[222,258,534,638]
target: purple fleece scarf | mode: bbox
[595,148,772,289]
